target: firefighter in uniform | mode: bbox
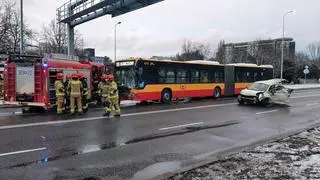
[68,73,83,115]
[64,74,72,111]
[0,74,4,100]
[54,73,65,114]
[79,73,89,112]
[108,75,121,117]
[98,74,111,116]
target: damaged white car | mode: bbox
[238,79,293,106]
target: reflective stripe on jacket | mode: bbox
[109,81,118,99]
[69,80,82,96]
[55,80,65,97]
[98,82,110,98]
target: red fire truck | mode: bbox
[3,54,105,109]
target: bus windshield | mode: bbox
[116,66,137,89]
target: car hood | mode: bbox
[240,89,264,96]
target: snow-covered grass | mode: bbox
[120,100,140,107]
[171,127,320,180]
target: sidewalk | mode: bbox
[285,84,320,90]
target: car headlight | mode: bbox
[258,93,264,101]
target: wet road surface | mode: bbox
[0,89,320,179]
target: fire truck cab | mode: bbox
[3,54,104,109]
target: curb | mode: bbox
[0,111,23,116]
[151,121,320,180]
[0,105,20,108]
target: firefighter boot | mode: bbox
[111,98,121,117]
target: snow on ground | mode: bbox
[170,127,320,180]
[120,100,140,107]
[285,84,320,90]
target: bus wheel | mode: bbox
[213,87,221,98]
[161,89,172,103]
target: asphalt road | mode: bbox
[0,89,320,180]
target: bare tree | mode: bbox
[176,39,212,61]
[295,51,310,62]
[215,40,225,63]
[0,0,13,42]
[0,0,34,53]
[306,41,320,62]
[39,19,85,55]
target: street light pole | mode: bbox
[20,0,24,54]
[281,10,295,79]
[114,21,121,61]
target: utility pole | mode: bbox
[114,22,121,61]
[281,10,295,79]
[20,0,24,54]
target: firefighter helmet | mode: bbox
[66,74,72,80]
[101,74,107,79]
[78,73,85,79]
[71,73,79,79]
[107,75,114,81]
[56,73,64,80]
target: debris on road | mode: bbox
[170,127,320,180]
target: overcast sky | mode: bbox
[21,0,320,58]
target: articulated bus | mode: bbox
[115,58,273,102]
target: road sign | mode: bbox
[303,67,309,84]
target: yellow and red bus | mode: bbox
[115,58,273,103]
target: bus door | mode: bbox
[177,69,188,99]
[224,66,235,96]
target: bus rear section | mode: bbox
[4,55,46,107]
[224,64,274,96]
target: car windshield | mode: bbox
[115,67,137,89]
[247,83,269,91]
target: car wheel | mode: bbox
[161,89,172,103]
[238,98,244,105]
[213,87,221,98]
[263,98,271,107]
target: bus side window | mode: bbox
[158,69,166,83]
[254,72,258,81]
[191,70,199,83]
[213,72,219,83]
[166,70,175,83]
[219,70,224,83]
[200,70,209,83]
[246,71,250,82]
[177,69,187,83]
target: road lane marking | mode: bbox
[0,103,236,130]
[0,147,47,157]
[306,103,319,106]
[256,110,278,115]
[159,122,203,131]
